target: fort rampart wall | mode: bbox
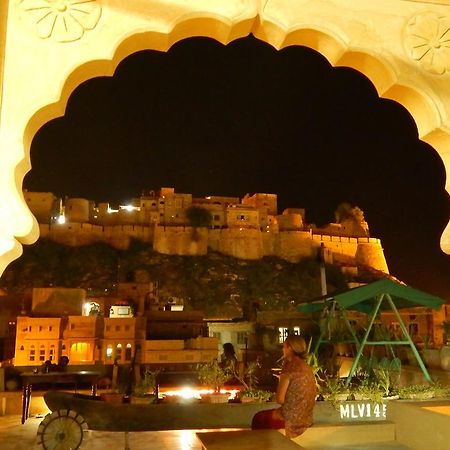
[39,223,153,250]
[39,223,388,272]
[153,225,208,256]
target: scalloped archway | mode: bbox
[1,0,450,275]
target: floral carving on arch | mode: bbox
[404,11,450,75]
[18,0,102,43]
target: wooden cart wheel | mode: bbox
[36,409,89,450]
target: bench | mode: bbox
[196,430,305,450]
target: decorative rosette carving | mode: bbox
[19,0,102,42]
[405,12,450,75]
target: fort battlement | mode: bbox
[29,189,389,273]
[40,221,388,273]
[40,222,153,250]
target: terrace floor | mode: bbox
[1,415,205,450]
[0,415,413,450]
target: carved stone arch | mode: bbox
[1,0,450,275]
[335,51,398,96]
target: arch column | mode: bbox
[0,0,450,275]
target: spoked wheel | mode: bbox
[36,409,89,450]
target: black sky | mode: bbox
[24,35,450,299]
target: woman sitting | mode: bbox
[252,335,316,438]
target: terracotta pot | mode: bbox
[201,393,229,403]
[100,392,124,403]
[130,395,156,404]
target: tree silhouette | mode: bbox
[185,206,212,241]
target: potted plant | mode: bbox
[398,384,436,400]
[227,361,269,403]
[197,360,231,403]
[366,356,401,399]
[320,377,351,409]
[100,366,127,403]
[100,391,124,403]
[130,369,158,404]
[305,340,324,390]
[239,389,273,403]
[352,381,383,403]
[431,382,450,399]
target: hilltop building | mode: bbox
[24,188,389,274]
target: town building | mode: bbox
[13,287,218,368]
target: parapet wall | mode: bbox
[40,223,153,250]
[38,223,389,272]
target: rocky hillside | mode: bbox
[0,238,354,317]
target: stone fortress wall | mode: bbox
[28,189,389,272]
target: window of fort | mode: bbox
[116,343,122,361]
[106,345,113,360]
[49,326,53,332]
[39,345,46,361]
[115,325,120,332]
[29,345,35,362]
[125,343,132,361]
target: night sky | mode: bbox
[24,35,450,299]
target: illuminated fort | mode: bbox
[24,188,389,274]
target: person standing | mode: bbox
[252,335,316,438]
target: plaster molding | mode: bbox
[405,11,450,75]
[402,0,450,5]
[18,0,102,42]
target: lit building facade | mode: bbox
[14,290,218,368]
